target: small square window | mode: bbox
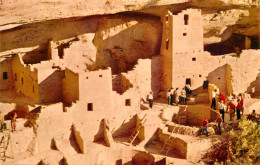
[86,77,88,79]
[192,58,196,61]
[183,33,187,36]
[199,74,202,77]
[87,103,93,111]
[3,72,8,79]
[125,99,131,106]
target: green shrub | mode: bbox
[228,119,260,164]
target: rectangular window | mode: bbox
[87,103,93,111]
[186,78,191,85]
[33,85,35,93]
[125,99,131,106]
[58,48,64,59]
[21,77,23,85]
[203,81,209,89]
[14,73,17,81]
[99,75,102,77]
[3,72,8,79]
[183,33,187,36]
[184,14,189,25]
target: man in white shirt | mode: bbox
[148,92,153,109]
[211,89,217,110]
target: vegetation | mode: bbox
[227,119,260,164]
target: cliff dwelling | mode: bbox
[0,0,260,165]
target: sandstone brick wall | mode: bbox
[0,58,14,90]
[159,130,187,159]
[38,68,64,104]
[186,104,211,126]
[62,68,79,105]
[78,68,113,114]
[12,54,40,103]
[172,9,204,53]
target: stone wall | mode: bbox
[172,9,204,53]
[0,57,14,90]
[12,54,40,103]
[186,104,211,126]
[158,129,187,159]
[38,68,64,104]
[78,68,113,114]
[62,68,79,105]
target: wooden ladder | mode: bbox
[128,114,147,145]
[160,127,176,155]
[0,130,13,161]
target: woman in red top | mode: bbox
[201,117,209,136]
[228,100,236,121]
[220,93,226,104]
[237,99,242,120]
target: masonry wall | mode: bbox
[112,88,140,112]
[186,104,211,126]
[78,68,113,114]
[158,130,187,159]
[47,40,59,61]
[0,58,14,90]
[172,9,203,53]
[171,52,209,90]
[12,54,40,103]
[161,11,174,92]
[38,68,64,104]
[228,50,260,95]
[161,9,260,96]
[62,68,79,105]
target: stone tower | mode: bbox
[161,9,204,91]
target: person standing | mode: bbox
[227,99,236,121]
[218,100,225,122]
[174,88,179,105]
[180,88,186,104]
[211,89,217,110]
[185,84,192,95]
[220,93,226,104]
[201,117,209,136]
[236,98,242,120]
[10,112,17,132]
[148,92,153,109]
[167,90,171,105]
[170,88,174,105]
[216,116,223,135]
[239,94,244,115]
